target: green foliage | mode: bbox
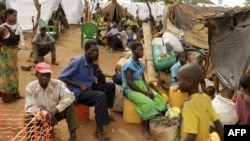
[182,0,214,5]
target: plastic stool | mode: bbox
[123,98,142,124]
[75,104,90,123]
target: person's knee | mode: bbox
[95,91,106,100]
[107,83,115,92]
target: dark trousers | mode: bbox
[107,36,123,49]
[78,82,115,127]
[32,44,56,62]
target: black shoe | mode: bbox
[94,131,111,141]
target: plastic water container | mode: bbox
[75,104,90,123]
[169,86,189,108]
[123,98,142,124]
[152,37,164,46]
[100,16,104,23]
[152,45,176,70]
[115,55,130,71]
[162,32,184,53]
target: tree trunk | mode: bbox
[145,0,156,26]
[84,0,89,22]
[32,0,41,37]
[143,23,156,78]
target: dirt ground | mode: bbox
[0,24,154,141]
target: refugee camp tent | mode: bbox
[163,2,250,91]
[208,9,250,91]
[61,0,83,24]
[6,0,83,32]
[121,2,166,21]
[6,0,60,32]
[164,3,235,49]
[101,1,134,21]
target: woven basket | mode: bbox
[149,116,179,141]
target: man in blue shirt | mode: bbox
[170,51,187,87]
[58,40,115,141]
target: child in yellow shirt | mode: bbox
[169,85,189,108]
[177,63,224,141]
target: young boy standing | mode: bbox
[177,63,224,141]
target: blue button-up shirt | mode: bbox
[58,55,97,103]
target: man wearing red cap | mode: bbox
[24,62,79,141]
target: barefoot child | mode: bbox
[177,63,224,141]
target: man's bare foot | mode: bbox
[142,130,155,140]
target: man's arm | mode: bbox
[24,84,41,114]
[61,79,89,91]
[46,34,55,44]
[55,80,75,112]
[58,59,89,91]
[31,34,42,46]
[94,64,105,83]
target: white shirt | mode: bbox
[25,79,75,113]
[106,28,119,36]
[119,30,128,45]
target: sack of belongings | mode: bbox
[212,95,239,126]
[111,84,124,112]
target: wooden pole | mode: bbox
[143,23,156,79]
[32,0,41,37]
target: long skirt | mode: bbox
[0,46,20,103]
[126,80,166,120]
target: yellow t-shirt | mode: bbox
[169,86,189,108]
[181,93,219,141]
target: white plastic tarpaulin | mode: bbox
[121,2,166,20]
[90,1,166,21]
[6,0,83,32]
[61,0,83,24]
[6,0,60,32]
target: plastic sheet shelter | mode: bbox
[208,9,250,91]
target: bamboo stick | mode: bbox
[143,23,156,79]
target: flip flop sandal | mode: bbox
[94,131,111,141]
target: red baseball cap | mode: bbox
[35,62,53,73]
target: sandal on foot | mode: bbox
[94,131,111,141]
[51,61,59,65]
